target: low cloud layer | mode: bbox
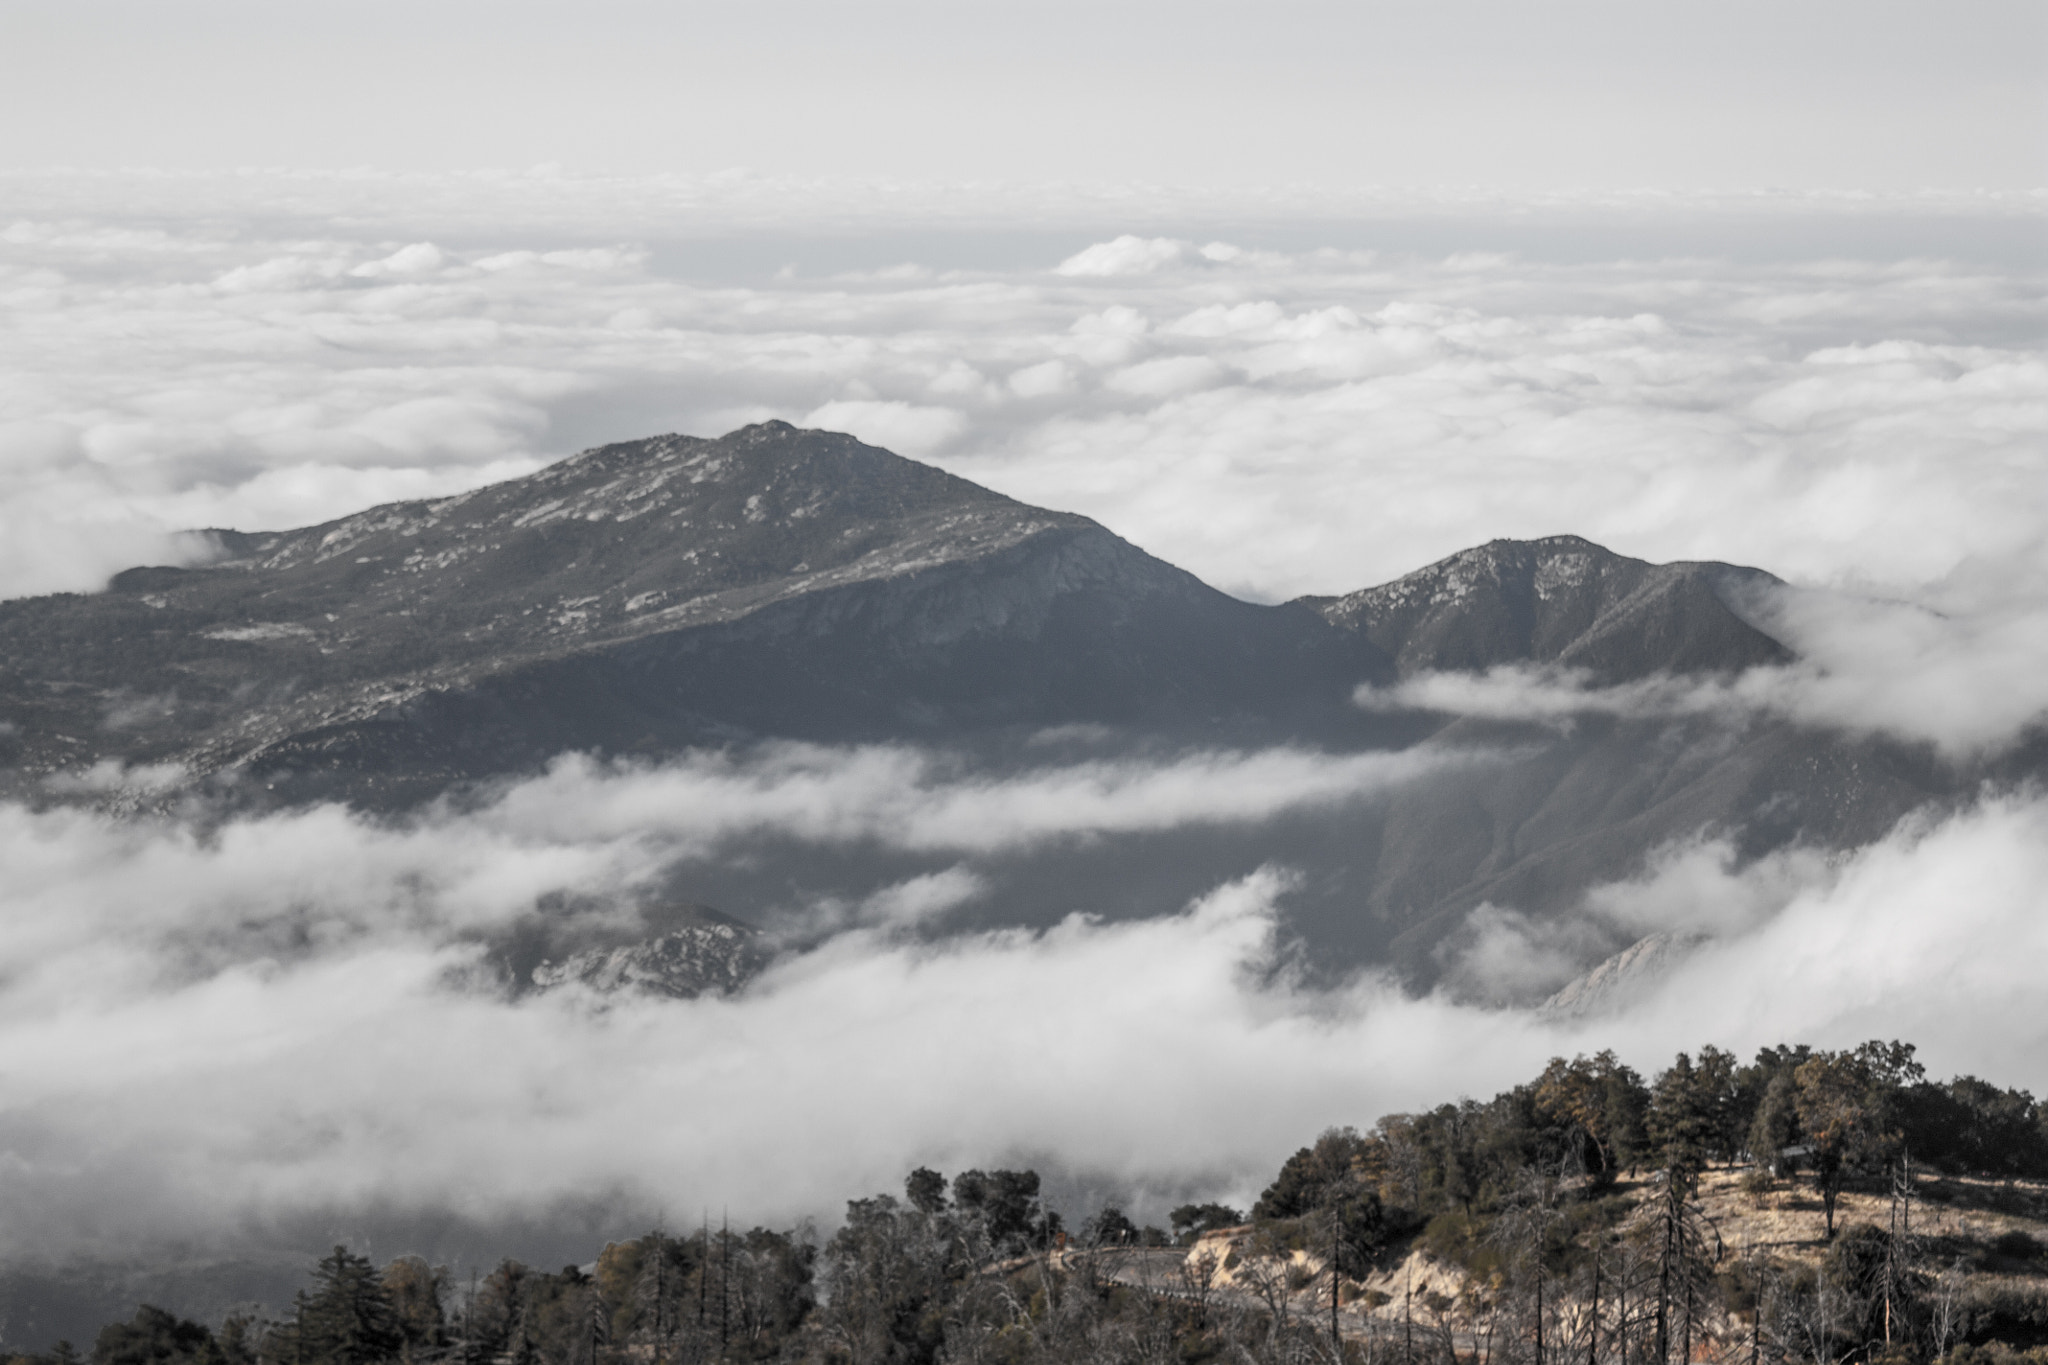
[0,743,2045,1260]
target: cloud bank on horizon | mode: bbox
[0,189,2040,607]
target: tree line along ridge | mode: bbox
[32,1039,2048,1365]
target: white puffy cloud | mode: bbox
[1604,793,2048,1090]
[1433,838,1839,1004]
[350,242,449,280]
[1006,360,1074,398]
[1054,238,1251,277]
[800,399,968,457]
[1104,355,1229,398]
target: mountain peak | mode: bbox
[166,423,1079,660]
[1301,536,1790,681]
[3,424,1387,806]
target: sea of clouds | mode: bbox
[3,174,2041,604]
[1,172,2045,1258]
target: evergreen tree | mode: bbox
[1253,1128,1368,1219]
[1648,1053,1719,1365]
[92,1307,217,1365]
[1747,1070,1801,1174]
[952,1169,1054,1253]
[903,1168,949,1215]
[1795,1051,1889,1240]
[215,1316,256,1365]
[1533,1052,1648,1184]
[301,1248,405,1365]
[1693,1044,1747,1163]
[1167,1203,1244,1243]
[1649,1053,1712,1188]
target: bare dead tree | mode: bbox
[1237,1234,1297,1345]
[1178,1247,1223,1326]
[1878,1152,1923,1353]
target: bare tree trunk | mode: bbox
[1932,1259,1965,1363]
[1588,1255,1601,1365]
[1745,1241,1768,1365]
[1406,1269,1415,1365]
[1333,1217,1343,1356]
[1618,1262,1629,1365]
[1679,1265,1692,1365]
[1655,1186,1678,1365]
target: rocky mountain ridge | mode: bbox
[0,423,1386,805]
[0,425,1801,811]
[1538,931,1710,1020]
[529,921,767,1000]
[0,423,1960,981]
[1299,533,1790,681]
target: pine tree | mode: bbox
[301,1247,405,1365]
[1648,1055,1718,1365]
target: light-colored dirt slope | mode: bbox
[1103,1166,2048,1349]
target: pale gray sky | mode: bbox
[6,0,2044,189]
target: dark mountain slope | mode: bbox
[0,423,1391,806]
[1353,715,1945,977]
[1271,537,1950,979]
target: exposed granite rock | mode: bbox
[1539,931,1710,1020]
[530,921,768,999]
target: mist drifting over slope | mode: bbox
[2,757,2047,1260]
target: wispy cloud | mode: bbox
[1354,569,2048,757]
[483,743,1470,856]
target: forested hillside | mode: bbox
[22,1041,2048,1365]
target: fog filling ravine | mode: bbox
[2,6,2046,1355]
